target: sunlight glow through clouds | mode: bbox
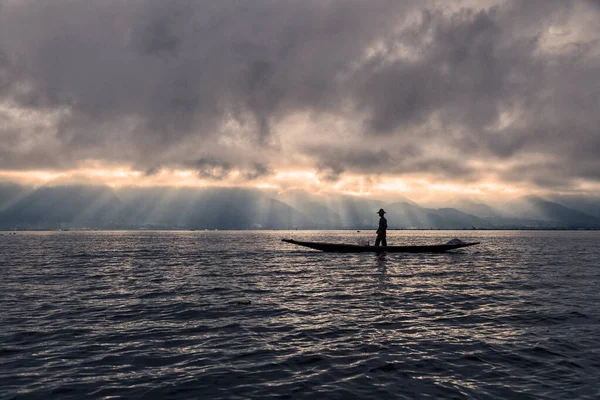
[1,0,599,204]
[0,165,593,204]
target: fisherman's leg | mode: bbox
[382,233,387,247]
[375,234,382,246]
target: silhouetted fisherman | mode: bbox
[375,208,387,247]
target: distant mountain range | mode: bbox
[0,183,599,230]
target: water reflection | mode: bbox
[2,230,600,399]
[375,253,389,289]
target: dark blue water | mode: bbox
[1,230,600,399]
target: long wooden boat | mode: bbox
[282,238,480,253]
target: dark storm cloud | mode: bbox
[317,162,346,183]
[0,0,599,190]
[183,157,234,180]
[0,0,413,171]
[354,7,517,134]
[304,145,393,173]
[242,163,273,181]
[179,158,273,181]
[305,143,476,181]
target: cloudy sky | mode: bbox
[0,0,599,201]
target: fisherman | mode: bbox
[375,208,387,246]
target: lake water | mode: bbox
[1,230,600,399]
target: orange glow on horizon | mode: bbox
[0,166,586,204]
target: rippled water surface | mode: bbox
[1,230,600,399]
